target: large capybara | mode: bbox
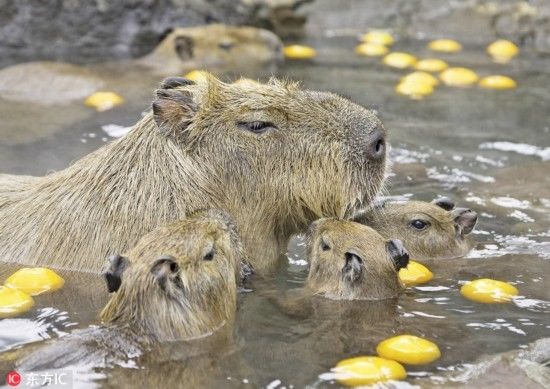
[0,75,388,274]
[353,197,478,260]
[306,218,409,300]
[15,209,245,372]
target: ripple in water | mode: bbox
[0,307,76,352]
[479,141,550,161]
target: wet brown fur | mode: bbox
[0,75,387,274]
[138,24,283,75]
[100,209,244,341]
[306,218,404,300]
[354,200,476,260]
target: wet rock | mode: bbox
[0,62,104,105]
[410,338,550,388]
[243,0,313,39]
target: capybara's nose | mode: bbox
[365,129,386,161]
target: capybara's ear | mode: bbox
[386,239,409,270]
[160,77,195,90]
[432,197,455,211]
[104,254,129,293]
[150,255,179,291]
[152,86,198,136]
[174,35,194,60]
[452,208,478,236]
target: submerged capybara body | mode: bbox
[0,75,388,274]
[16,210,244,371]
[306,218,409,300]
[353,197,478,260]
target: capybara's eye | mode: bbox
[410,219,430,230]
[203,249,215,261]
[238,121,277,134]
[321,240,331,251]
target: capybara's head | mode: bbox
[100,209,246,341]
[152,75,388,234]
[353,197,478,260]
[144,24,282,74]
[306,218,408,300]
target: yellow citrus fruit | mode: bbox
[84,91,124,112]
[184,70,208,82]
[440,67,479,86]
[428,39,462,53]
[376,335,441,365]
[401,71,439,86]
[398,260,434,285]
[5,267,65,296]
[415,58,448,72]
[460,278,518,303]
[361,31,394,46]
[479,75,517,89]
[395,81,434,99]
[383,52,417,69]
[0,286,34,318]
[283,45,317,60]
[487,40,519,63]
[333,356,406,386]
[355,43,389,57]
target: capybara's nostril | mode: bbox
[366,131,386,161]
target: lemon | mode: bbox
[487,40,519,63]
[361,31,394,46]
[401,71,439,87]
[479,75,517,89]
[5,267,65,296]
[283,45,317,60]
[184,70,208,82]
[440,67,479,86]
[395,81,434,99]
[460,278,518,303]
[84,91,124,112]
[415,58,448,72]
[428,39,462,53]
[383,52,417,69]
[377,335,441,365]
[0,286,34,318]
[355,43,389,57]
[333,356,406,386]
[398,260,434,285]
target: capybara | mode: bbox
[137,24,283,75]
[0,74,388,274]
[15,209,245,371]
[353,197,478,260]
[306,218,409,300]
